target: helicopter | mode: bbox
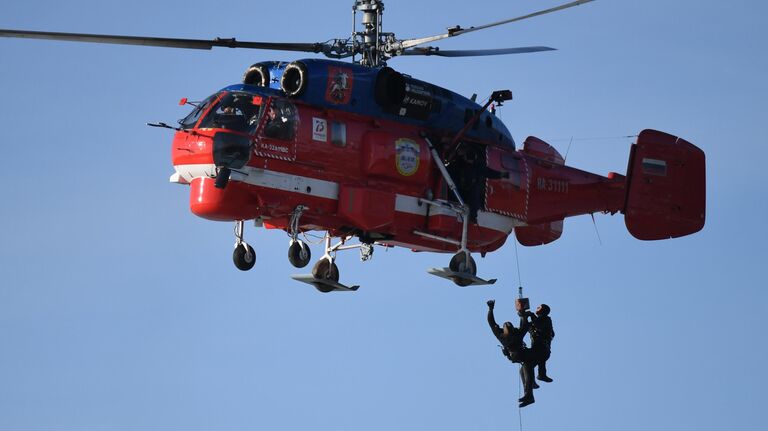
[0,0,705,292]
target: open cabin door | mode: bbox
[485,147,528,220]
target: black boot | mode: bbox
[518,396,535,408]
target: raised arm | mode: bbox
[487,300,503,339]
[518,312,530,334]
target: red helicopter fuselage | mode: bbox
[169,59,704,287]
[170,60,704,255]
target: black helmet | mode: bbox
[537,304,551,316]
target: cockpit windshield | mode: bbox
[180,91,263,133]
[178,93,217,130]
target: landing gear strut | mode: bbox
[421,210,496,286]
[417,135,497,287]
[232,220,255,271]
[290,232,360,292]
[287,205,311,268]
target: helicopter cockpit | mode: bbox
[178,89,299,142]
[203,91,263,133]
[179,90,263,134]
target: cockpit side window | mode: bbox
[263,99,298,141]
[198,92,263,133]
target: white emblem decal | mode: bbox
[312,118,328,142]
[395,139,421,176]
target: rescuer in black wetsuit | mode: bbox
[523,304,555,383]
[487,299,536,407]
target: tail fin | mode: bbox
[624,129,705,240]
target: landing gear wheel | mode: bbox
[311,258,339,292]
[288,241,312,268]
[449,251,476,286]
[449,251,477,274]
[233,243,256,271]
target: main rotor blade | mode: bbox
[0,29,324,53]
[396,0,594,51]
[401,46,556,57]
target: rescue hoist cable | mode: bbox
[513,231,526,429]
[518,367,524,430]
[515,232,523,431]
[513,231,523,296]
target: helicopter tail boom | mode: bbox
[509,130,705,246]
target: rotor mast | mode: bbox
[352,0,392,67]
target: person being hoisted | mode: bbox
[486,299,536,407]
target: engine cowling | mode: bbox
[243,63,270,87]
[280,61,308,97]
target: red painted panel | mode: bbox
[338,185,396,231]
[324,65,354,105]
[427,214,461,236]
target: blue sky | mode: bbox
[0,1,766,430]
